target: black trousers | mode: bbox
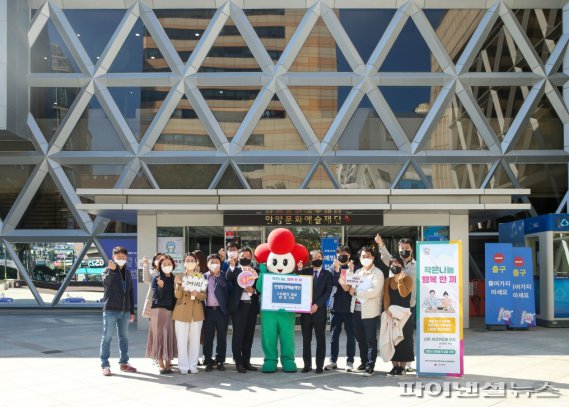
[353,311,379,369]
[203,307,227,364]
[231,301,258,366]
[300,310,327,369]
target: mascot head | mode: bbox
[254,228,309,274]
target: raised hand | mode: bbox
[297,260,304,270]
[108,260,116,271]
[375,234,384,247]
[157,277,164,288]
[174,276,182,285]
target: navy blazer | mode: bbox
[225,265,259,313]
[298,267,333,314]
[205,271,229,315]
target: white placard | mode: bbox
[261,274,312,313]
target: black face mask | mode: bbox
[337,255,349,264]
[312,259,323,268]
[400,250,411,259]
[391,266,402,275]
[239,258,252,266]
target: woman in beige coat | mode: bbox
[172,252,206,374]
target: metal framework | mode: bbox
[1,0,568,306]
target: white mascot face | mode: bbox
[267,252,296,274]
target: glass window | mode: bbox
[200,87,261,141]
[62,164,124,189]
[63,96,126,151]
[0,243,37,306]
[380,11,446,72]
[512,95,563,150]
[305,165,335,189]
[398,164,427,189]
[515,9,562,65]
[30,87,81,143]
[30,20,80,73]
[289,86,348,141]
[148,164,220,189]
[421,164,488,189]
[330,164,402,189]
[18,174,80,229]
[238,164,311,189]
[428,94,489,150]
[434,10,484,66]
[59,243,106,306]
[0,165,35,220]
[129,169,153,189]
[155,9,216,64]
[108,19,169,73]
[153,95,216,151]
[199,16,261,72]
[244,95,307,150]
[63,9,126,64]
[216,166,244,189]
[509,163,567,214]
[334,95,398,150]
[380,86,441,142]
[289,15,350,72]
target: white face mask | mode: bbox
[185,262,197,271]
[162,266,173,274]
[360,258,373,267]
[114,259,127,268]
[228,251,238,259]
[208,264,220,273]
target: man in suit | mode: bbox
[203,253,229,372]
[297,249,333,374]
[226,247,260,373]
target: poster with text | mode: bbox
[510,247,536,328]
[485,243,514,326]
[261,274,312,313]
[158,237,185,273]
[417,241,463,377]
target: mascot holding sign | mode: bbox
[255,228,309,373]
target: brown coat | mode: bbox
[171,284,206,323]
[383,275,413,312]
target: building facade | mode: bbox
[0,0,567,315]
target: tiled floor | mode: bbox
[0,313,567,406]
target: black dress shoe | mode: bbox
[315,368,324,374]
[236,365,247,373]
[244,363,258,371]
[217,362,226,371]
[205,364,213,372]
[301,367,312,373]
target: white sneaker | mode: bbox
[180,370,189,375]
[345,362,354,372]
[324,362,337,371]
[190,369,198,374]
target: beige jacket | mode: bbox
[171,284,206,323]
[352,265,384,319]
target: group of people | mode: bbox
[99,233,418,378]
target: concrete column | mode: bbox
[136,212,158,330]
[450,213,470,329]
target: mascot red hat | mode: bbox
[255,228,308,273]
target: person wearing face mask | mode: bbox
[381,255,414,376]
[297,249,333,374]
[347,246,384,377]
[226,247,259,373]
[202,253,229,372]
[375,235,417,371]
[142,253,164,319]
[146,255,178,374]
[325,246,356,372]
[172,252,206,375]
[100,246,137,376]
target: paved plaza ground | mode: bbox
[0,312,568,406]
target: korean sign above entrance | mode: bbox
[224,211,383,226]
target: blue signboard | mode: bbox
[272,282,302,304]
[485,243,514,326]
[321,237,339,271]
[510,247,536,328]
[99,237,138,304]
[423,226,449,241]
[525,214,569,234]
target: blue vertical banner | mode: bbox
[510,247,536,328]
[321,237,339,271]
[99,237,138,304]
[485,243,514,326]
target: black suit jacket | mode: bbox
[225,265,259,314]
[298,267,333,315]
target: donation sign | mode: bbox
[261,274,312,313]
[416,241,463,377]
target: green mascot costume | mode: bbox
[255,228,309,373]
